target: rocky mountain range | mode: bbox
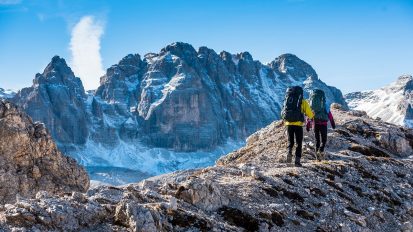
[1,104,412,231]
[8,42,348,184]
[345,75,413,128]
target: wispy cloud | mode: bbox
[69,15,105,90]
[0,0,21,5]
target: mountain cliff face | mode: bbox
[0,99,89,204]
[11,42,348,184]
[345,75,413,128]
[12,56,89,145]
[1,106,412,231]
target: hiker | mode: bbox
[281,86,314,167]
[308,89,336,161]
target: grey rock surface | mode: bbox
[11,56,89,145]
[0,106,411,231]
[0,99,89,204]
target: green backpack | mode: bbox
[310,89,329,121]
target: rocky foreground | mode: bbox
[1,105,413,231]
[0,100,89,204]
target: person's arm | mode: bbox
[306,118,313,131]
[328,111,336,129]
[302,100,314,120]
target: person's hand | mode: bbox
[306,120,312,132]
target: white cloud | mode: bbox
[70,16,105,90]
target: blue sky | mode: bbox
[0,0,412,92]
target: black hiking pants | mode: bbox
[287,125,303,164]
[314,124,328,152]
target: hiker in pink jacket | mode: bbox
[306,89,336,161]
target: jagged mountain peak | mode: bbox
[276,52,299,59]
[50,54,65,63]
[219,50,232,60]
[237,51,253,61]
[388,74,413,88]
[270,53,319,81]
[105,53,144,75]
[198,46,217,54]
[161,41,198,57]
[32,55,85,95]
[42,55,74,79]
[143,52,160,63]
[397,74,413,81]
[96,53,146,105]
[118,53,142,66]
[157,42,256,66]
[395,74,413,92]
[11,55,88,145]
[345,74,413,127]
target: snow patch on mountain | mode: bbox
[0,88,16,99]
[345,75,413,127]
[68,139,243,185]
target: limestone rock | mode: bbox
[0,99,89,204]
[175,178,229,211]
[11,56,88,146]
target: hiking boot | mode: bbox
[316,151,322,161]
[286,152,293,163]
[319,151,325,160]
[295,162,303,167]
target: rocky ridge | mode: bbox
[1,105,412,231]
[10,43,348,184]
[0,99,89,204]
